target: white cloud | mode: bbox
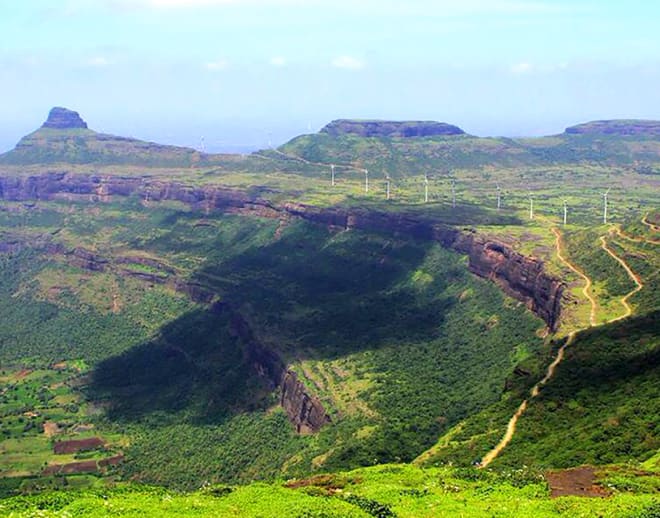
[510,62,534,74]
[269,56,286,67]
[85,56,112,67]
[510,62,570,75]
[331,56,364,70]
[205,59,228,71]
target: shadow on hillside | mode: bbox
[189,221,456,357]
[542,311,660,395]
[87,305,271,424]
[87,220,456,422]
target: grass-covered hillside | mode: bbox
[0,127,226,168]
[2,463,659,517]
[0,116,658,513]
[279,128,660,179]
[0,197,544,492]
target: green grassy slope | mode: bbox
[2,464,659,517]
[279,131,660,179]
[0,199,543,490]
[0,127,226,167]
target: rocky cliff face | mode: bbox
[283,202,563,330]
[42,107,88,130]
[564,120,660,137]
[452,235,564,330]
[228,311,330,433]
[320,119,465,138]
[0,173,564,330]
[280,371,331,434]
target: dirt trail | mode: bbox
[614,226,660,246]
[256,149,367,173]
[480,331,576,468]
[642,213,660,232]
[551,227,597,327]
[479,226,645,468]
[599,234,644,322]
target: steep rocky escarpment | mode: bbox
[0,174,564,330]
[564,119,660,137]
[228,309,330,433]
[320,119,466,138]
[280,371,331,434]
[283,202,564,330]
[0,232,330,435]
[42,107,88,130]
[452,236,564,330]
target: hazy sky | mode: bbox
[2,0,660,152]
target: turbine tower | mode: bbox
[602,188,611,224]
[364,169,369,194]
[528,192,534,220]
[563,199,568,225]
[424,174,429,203]
[331,164,335,187]
[496,183,501,211]
[451,179,456,208]
[386,176,391,200]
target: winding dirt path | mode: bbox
[614,226,660,246]
[551,227,598,327]
[479,227,645,468]
[480,331,576,468]
[642,213,660,232]
[599,234,644,322]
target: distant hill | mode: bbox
[278,118,660,177]
[565,119,660,136]
[0,107,228,167]
[320,119,466,137]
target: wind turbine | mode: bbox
[451,178,456,208]
[385,175,391,200]
[424,174,429,203]
[331,164,335,187]
[528,191,534,220]
[496,183,502,211]
[364,169,369,194]
[602,188,611,224]
[563,199,568,225]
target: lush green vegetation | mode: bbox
[0,122,658,512]
[1,463,659,517]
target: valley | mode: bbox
[0,110,658,516]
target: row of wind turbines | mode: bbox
[325,164,613,225]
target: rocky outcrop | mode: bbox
[452,235,564,330]
[565,120,660,137]
[228,310,330,433]
[42,107,88,130]
[320,119,465,138]
[280,371,331,434]
[67,248,108,271]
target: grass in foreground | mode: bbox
[1,463,658,517]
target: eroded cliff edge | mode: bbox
[0,172,564,331]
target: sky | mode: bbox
[2,0,660,152]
